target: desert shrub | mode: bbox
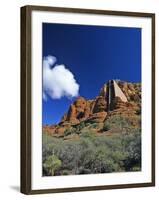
[91,146,119,173]
[122,133,141,170]
[80,129,96,139]
[80,135,129,174]
[88,122,99,129]
[42,134,63,162]
[93,135,123,153]
[42,131,141,176]
[93,137,126,172]
[57,140,83,174]
[79,143,123,173]
[43,155,62,176]
[103,115,132,133]
[103,123,111,131]
[83,121,99,129]
[77,121,85,130]
[78,167,92,174]
[93,155,119,173]
[64,122,87,136]
[64,127,76,136]
[61,169,72,175]
[78,140,96,173]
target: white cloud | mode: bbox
[43,55,80,100]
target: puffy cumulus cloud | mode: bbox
[43,55,80,100]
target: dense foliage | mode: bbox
[103,115,140,134]
[43,130,141,176]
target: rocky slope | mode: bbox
[43,80,141,137]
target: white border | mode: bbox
[31,10,152,190]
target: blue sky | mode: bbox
[42,23,141,125]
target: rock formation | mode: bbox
[43,80,141,136]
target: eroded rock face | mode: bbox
[109,97,140,117]
[63,95,108,125]
[66,97,90,123]
[66,104,79,124]
[43,80,141,136]
[117,81,141,103]
[93,96,107,113]
[86,111,107,123]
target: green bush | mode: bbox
[103,115,133,133]
[61,169,71,175]
[43,155,62,176]
[123,133,141,170]
[42,131,141,176]
[89,146,120,173]
[103,123,111,131]
[77,121,85,130]
[88,122,99,129]
[64,127,76,136]
[80,129,96,139]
